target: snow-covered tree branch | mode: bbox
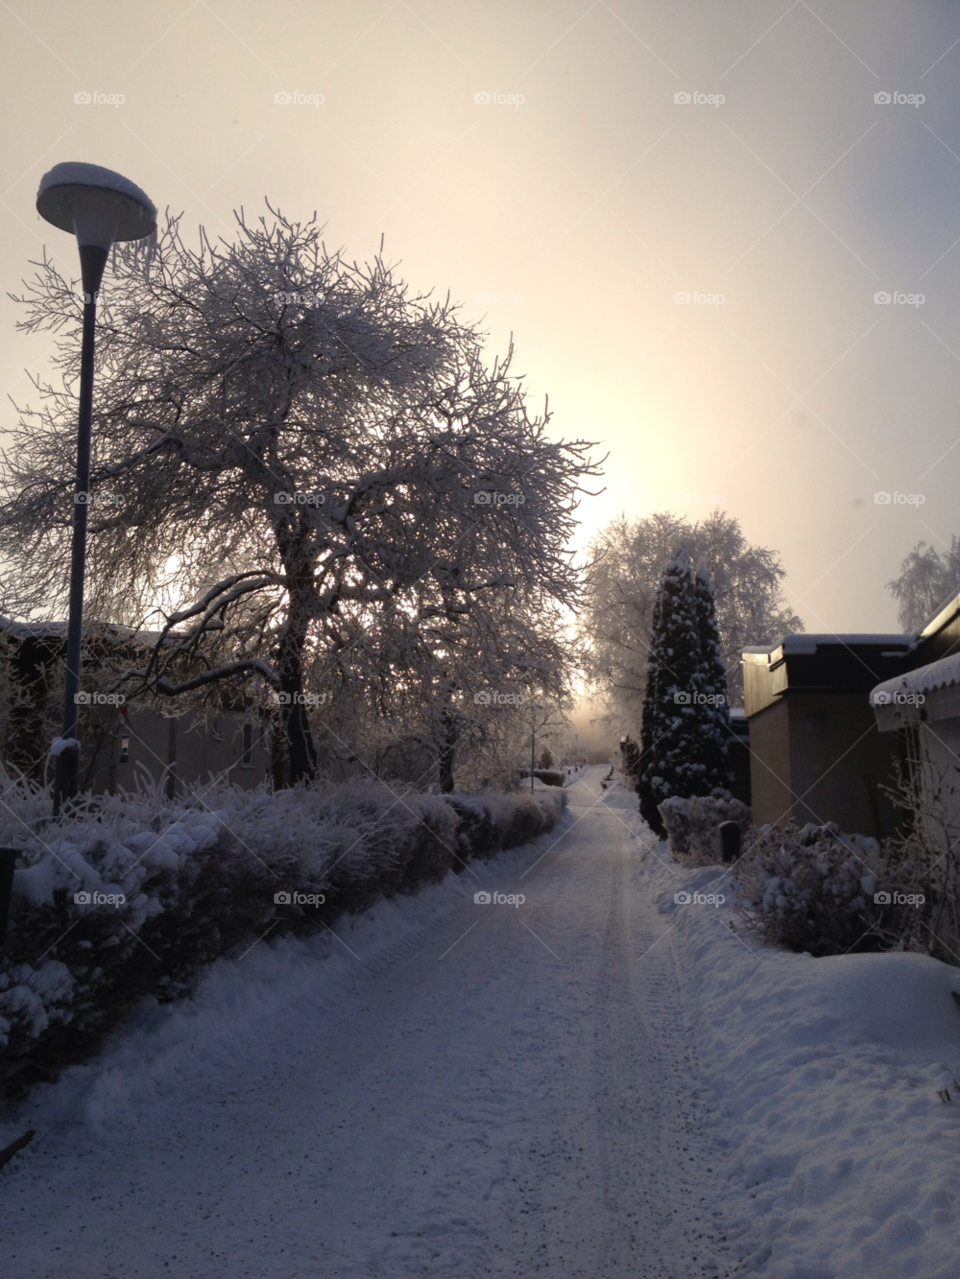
[2,204,600,784]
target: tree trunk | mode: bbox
[276,613,318,786]
[438,709,457,793]
[270,705,288,791]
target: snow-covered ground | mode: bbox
[3,764,960,1278]
[648,839,960,1278]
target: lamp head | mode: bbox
[36,162,156,296]
[37,162,156,247]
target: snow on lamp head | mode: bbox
[36,162,156,293]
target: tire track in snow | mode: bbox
[3,769,746,1278]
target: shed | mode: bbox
[742,634,913,838]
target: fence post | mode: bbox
[0,848,21,944]
[718,821,741,864]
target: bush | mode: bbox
[0,774,567,1095]
[659,791,751,865]
[518,769,566,788]
[732,821,929,957]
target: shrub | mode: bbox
[659,791,750,865]
[0,773,567,1095]
[732,821,929,957]
[518,769,565,788]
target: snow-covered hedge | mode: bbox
[0,776,566,1094]
[732,821,929,958]
[659,791,751,865]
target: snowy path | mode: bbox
[3,767,738,1278]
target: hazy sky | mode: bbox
[2,0,960,635]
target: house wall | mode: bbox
[747,700,793,825]
[749,693,902,837]
[786,693,901,839]
[81,706,272,796]
[914,717,960,851]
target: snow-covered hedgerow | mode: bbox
[732,821,929,958]
[0,775,566,1094]
[659,791,751,865]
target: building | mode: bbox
[870,590,960,851]
[727,708,752,807]
[742,634,914,838]
[0,618,272,796]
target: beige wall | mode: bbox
[746,701,793,827]
[750,693,902,838]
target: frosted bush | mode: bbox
[732,821,929,957]
[659,791,751,865]
[0,769,567,1095]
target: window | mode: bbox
[240,722,254,767]
[119,735,129,763]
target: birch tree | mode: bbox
[581,509,803,726]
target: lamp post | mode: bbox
[36,163,156,815]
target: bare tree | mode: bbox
[2,205,600,784]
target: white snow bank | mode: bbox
[818,951,960,1061]
[644,841,960,1279]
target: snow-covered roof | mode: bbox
[873,652,960,701]
[777,634,912,656]
[0,616,165,646]
[743,634,913,663]
[918,589,960,641]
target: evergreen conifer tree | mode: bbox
[692,561,734,793]
[620,735,641,783]
[637,546,704,834]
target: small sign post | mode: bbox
[0,848,21,944]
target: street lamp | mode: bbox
[36,163,156,814]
